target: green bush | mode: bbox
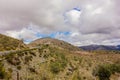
[8,68,13,73]
[93,63,120,80]
[24,56,33,64]
[6,54,21,66]
[17,66,22,70]
[50,52,67,74]
[17,52,24,57]
[50,62,61,74]
[0,62,6,79]
[109,64,120,74]
[0,62,11,79]
[50,60,67,74]
[98,65,111,80]
[28,67,36,73]
[29,52,36,56]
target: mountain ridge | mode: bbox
[29,37,81,51]
[79,44,120,50]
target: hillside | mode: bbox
[0,44,120,80]
[0,37,119,80]
[0,34,27,51]
[29,37,81,51]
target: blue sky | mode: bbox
[36,31,71,38]
[24,31,71,43]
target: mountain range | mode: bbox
[79,45,120,51]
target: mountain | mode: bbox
[116,45,120,50]
[29,37,81,51]
[0,36,119,80]
[0,34,27,51]
[80,45,120,50]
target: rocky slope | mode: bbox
[0,34,27,51]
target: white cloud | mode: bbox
[92,8,102,15]
[6,27,39,41]
[0,0,120,46]
[65,9,82,25]
[71,32,79,37]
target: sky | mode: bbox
[0,0,120,46]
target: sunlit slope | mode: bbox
[0,44,119,80]
[0,34,26,51]
[29,37,81,51]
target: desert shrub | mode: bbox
[17,52,24,57]
[6,54,21,66]
[17,66,22,70]
[72,72,82,80]
[24,56,33,64]
[28,67,36,73]
[28,77,34,80]
[98,66,111,80]
[50,62,61,74]
[41,73,50,80]
[0,62,11,79]
[93,65,111,80]
[5,53,14,59]
[24,52,28,55]
[74,56,79,61]
[8,68,13,73]
[50,60,67,74]
[43,44,49,48]
[50,52,67,74]
[76,76,82,80]
[109,64,120,74]
[41,76,49,80]
[30,52,36,56]
[39,52,42,57]
[43,54,49,58]
[93,63,120,80]
[0,62,6,79]
[55,52,67,61]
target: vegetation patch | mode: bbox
[50,52,67,74]
[0,62,11,79]
[24,56,33,64]
[17,66,22,70]
[93,63,120,80]
[6,53,21,66]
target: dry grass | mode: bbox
[0,34,27,51]
[0,44,119,80]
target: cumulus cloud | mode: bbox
[65,9,82,25]
[6,26,41,43]
[0,0,120,46]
